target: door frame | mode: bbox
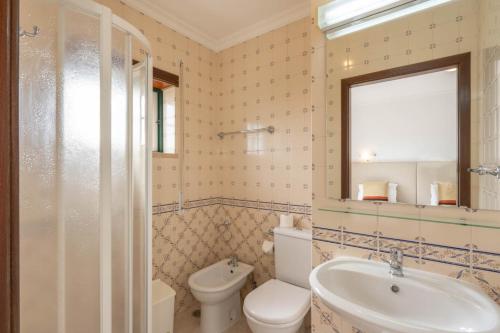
[0,0,19,332]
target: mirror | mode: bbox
[342,55,469,207]
[325,0,499,210]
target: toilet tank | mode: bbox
[273,227,312,289]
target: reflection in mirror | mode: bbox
[352,70,457,206]
[342,56,470,207]
[325,0,500,210]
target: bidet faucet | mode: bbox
[389,247,404,277]
[228,255,238,268]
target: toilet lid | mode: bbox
[243,279,311,325]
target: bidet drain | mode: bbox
[192,309,201,318]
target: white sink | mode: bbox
[309,257,500,333]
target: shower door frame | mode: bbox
[1,0,154,331]
[0,0,20,332]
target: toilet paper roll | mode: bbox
[262,240,274,255]
[279,214,294,228]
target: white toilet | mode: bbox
[243,227,312,333]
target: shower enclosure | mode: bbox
[19,0,152,332]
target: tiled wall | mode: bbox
[152,199,222,313]
[323,0,480,203]
[215,17,312,206]
[213,19,313,305]
[478,0,500,210]
[152,198,311,314]
[98,2,500,330]
[153,18,317,304]
[98,0,221,207]
[99,0,313,313]
[310,0,500,332]
[215,199,312,287]
[97,0,222,313]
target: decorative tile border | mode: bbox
[220,198,312,215]
[474,252,500,273]
[313,226,500,274]
[153,197,220,215]
[153,197,312,215]
[153,202,180,215]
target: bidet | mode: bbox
[189,258,254,333]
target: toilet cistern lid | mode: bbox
[243,279,310,325]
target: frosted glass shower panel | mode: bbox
[131,42,150,333]
[111,26,129,333]
[19,0,59,332]
[19,1,152,332]
[61,7,102,332]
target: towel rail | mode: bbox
[217,126,275,139]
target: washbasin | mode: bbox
[309,257,500,333]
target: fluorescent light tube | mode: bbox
[318,0,453,40]
[318,0,411,31]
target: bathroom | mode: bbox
[2,0,500,332]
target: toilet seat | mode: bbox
[243,279,310,325]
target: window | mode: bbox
[152,87,163,152]
[152,85,176,154]
[151,66,179,157]
[163,87,176,154]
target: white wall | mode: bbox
[351,69,458,162]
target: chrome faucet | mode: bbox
[228,255,238,268]
[389,247,404,277]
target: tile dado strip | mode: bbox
[313,227,500,274]
[153,197,312,215]
[152,197,220,214]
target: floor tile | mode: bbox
[175,307,252,333]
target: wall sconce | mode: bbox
[360,150,376,162]
[343,59,353,69]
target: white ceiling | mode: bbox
[123,0,309,52]
[351,69,458,162]
[352,69,458,105]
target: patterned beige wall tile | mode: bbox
[152,204,224,312]
[322,0,481,201]
[94,3,315,313]
[97,0,221,206]
[312,0,499,327]
[95,2,500,331]
[216,18,312,207]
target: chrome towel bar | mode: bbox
[217,126,275,139]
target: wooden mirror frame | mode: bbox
[341,52,471,207]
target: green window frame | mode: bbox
[153,87,164,152]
